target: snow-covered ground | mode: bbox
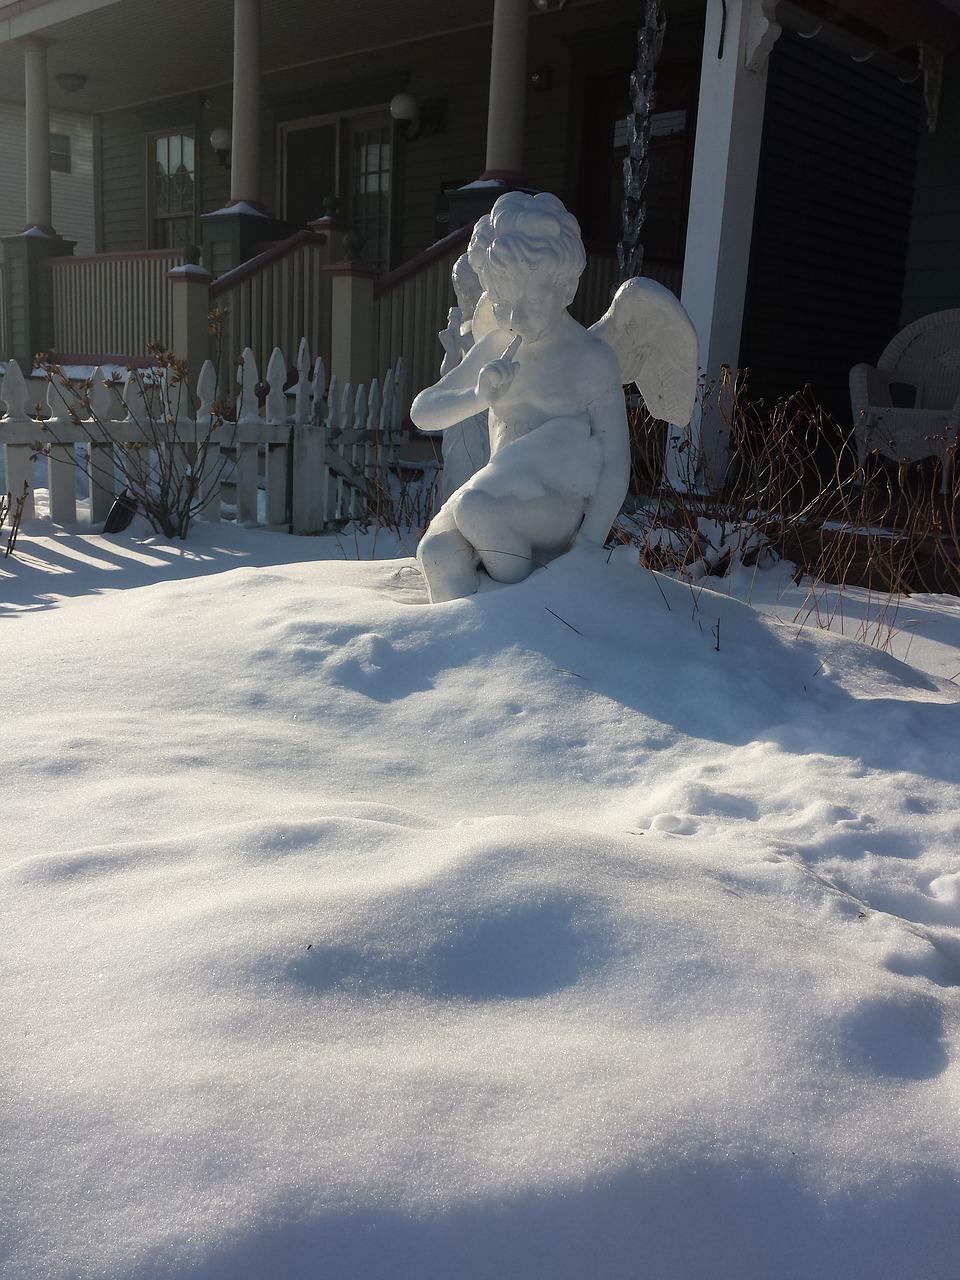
[3,506,960,1279]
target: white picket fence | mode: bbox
[0,339,406,535]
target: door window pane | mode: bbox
[352,126,391,269]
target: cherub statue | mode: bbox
[412,191,698,603]
[436,254,490,496]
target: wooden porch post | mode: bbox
[230,0,262,208]
[673,0,781,488]
[326,253,379,391]
[482,0,529,182]
[0,36,75,366]
[202,0,292,270]
[23,36,54,234]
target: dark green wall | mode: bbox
[902,54,960,324]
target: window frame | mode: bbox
[49,132,72,174]
[148,128,198,250]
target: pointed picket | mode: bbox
[294,339,312,425]
[379,367,395,434]
[237,348,264,425]
[122,370,150,424]
[311,357,326,425]
[1,360,29,420]
[326,374,340,431]
[391,357,406,435]
[43,372,75,426]
[88,369,117,426]
[196,360,218,427]
[366,379,381,434]
[265,347,287,425]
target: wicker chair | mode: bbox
[850,309,960,492]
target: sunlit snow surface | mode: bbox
[3,515,960,1279]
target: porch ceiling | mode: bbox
[0,0,497,115]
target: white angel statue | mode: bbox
[411,190,698,603]
[435,253,491,497]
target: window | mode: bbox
[152,132,195,249]
[50,133,71,174]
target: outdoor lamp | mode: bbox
[389,93,445,142]
[389,93,420,134]
[209,126,232,169]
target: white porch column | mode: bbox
[230,0,262,206]
[672,0,781,486]
[482,0,529,180]
[22,36,54,232]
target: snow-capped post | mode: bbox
[325,231,378,392]
[617,0,665,285]
[167,247,214,374]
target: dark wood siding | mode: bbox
[739,29,923,422]
[902,52,960,324]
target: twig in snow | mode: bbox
[545,606,582,635]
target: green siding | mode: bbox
[902,55,960,324]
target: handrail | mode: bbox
[375,225,473,299]
[51,248,185,266]
[210,229,327,298]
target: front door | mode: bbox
[279,109,393,269]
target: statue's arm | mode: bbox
[412,333,520,433]
[579,381,631,545]
[438,306,464,377]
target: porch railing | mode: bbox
[374,227,471,422]
[50,249,184,359]
[210,230,333,394]
[571,243,683,328]
[34,226,685,419]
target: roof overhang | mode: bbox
[0,0,500,115]
[775,0,960,55]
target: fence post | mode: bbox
[167,252,213,374]
[325,234,378,392]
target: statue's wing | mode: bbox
[590,277,699,426]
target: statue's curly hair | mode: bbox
[468,192,586,303]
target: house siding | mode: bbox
[902,52,960,325]
[739,29,924,422]
[0,103,95,254]
[98,94,227,251]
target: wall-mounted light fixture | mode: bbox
[209,126,232,169]
[55,72,88,93]
[389,92,445,142]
